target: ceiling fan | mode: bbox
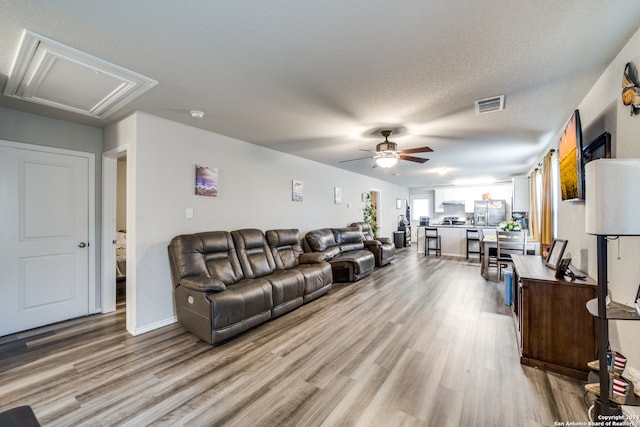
[340,130,433,168]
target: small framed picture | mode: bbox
[292,180,303,202]
[545,239,568,270]
[334,187,343,204]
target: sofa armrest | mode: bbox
[299,252,324,264]
[363,239,382,248]
[377,237,392,245]
[180,275,226,293]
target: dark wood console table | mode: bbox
[511,255,597,379]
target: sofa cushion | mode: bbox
[350,222,375,240]
[231,229,277,278]
[333,227,365,252]
[207,278,273,330]
[181,275,226,292]
[169,231,245,287]
[266,228,302,269]
[304,228,340,259]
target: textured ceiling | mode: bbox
[1,1,640,187]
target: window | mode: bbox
[411,198,431,221]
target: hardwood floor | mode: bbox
[0,250,590,426]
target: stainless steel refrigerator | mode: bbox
[474,200,507,226]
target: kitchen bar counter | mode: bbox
[416,225,496,256]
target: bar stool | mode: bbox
[424,227,441,257]
[466,228,481,259]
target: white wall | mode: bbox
[105,112,409,333]
[552,27,640,368]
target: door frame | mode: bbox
[101,146,132,320]
[370,188,382,234]
[0,139,97,314]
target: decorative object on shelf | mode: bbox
[587,351,627,375]
[585,375,630,404]
[292,180,303,202]
[585,158,640,417]
[497,220,522,232]
[195,164,218,197]
[622,62,640,116]
[544,239,567,269]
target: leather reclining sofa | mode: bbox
[168,228,332,344]
[349,222,396,267]
[302,227,390,282]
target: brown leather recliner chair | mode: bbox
[349,222,396,267]
[265,228,333,303]
[303,228,375,282]
[168,231,273,344]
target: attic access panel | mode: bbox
[3,30,158,119]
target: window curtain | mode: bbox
[529,169,540,244]
[540,152,554,245]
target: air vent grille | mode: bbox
[474,95,505,114]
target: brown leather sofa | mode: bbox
[303,227,375,282]
[168,228,332,344]
[349,222,396,267]
[266,229,332,303]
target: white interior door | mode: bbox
[0,143,90,336]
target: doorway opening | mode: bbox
[102,146,133,332]
[370,189,381,236]
[115,155,127,309]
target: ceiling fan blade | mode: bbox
[340,156,373,163]
[399,146,433,154]
[399,155,429,163]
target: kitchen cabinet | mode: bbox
[511,255,597,380]
[512,176,530,212]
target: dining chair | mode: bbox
[481,229,499,276]
[496,230,527,279]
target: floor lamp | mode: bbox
[585,159,640,417]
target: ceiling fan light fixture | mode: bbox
[375,156,398,168]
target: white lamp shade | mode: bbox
[375,156,398,168]
[585,159,640,235]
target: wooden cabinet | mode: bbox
[512,255,597,379]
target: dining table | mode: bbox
[480,234,540,279]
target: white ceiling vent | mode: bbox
[474,95,505,114]
[3,30,158,119]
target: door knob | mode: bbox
[78,242,87,248]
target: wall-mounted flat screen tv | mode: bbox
[558,110,584,201]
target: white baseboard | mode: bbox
[129,316,177,336]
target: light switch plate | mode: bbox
[186,208,194,219]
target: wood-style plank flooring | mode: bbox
[0,250,590,426]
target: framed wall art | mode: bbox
[195,164,217,197]
[292,180,303,202]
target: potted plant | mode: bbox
[362,192,378,238]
